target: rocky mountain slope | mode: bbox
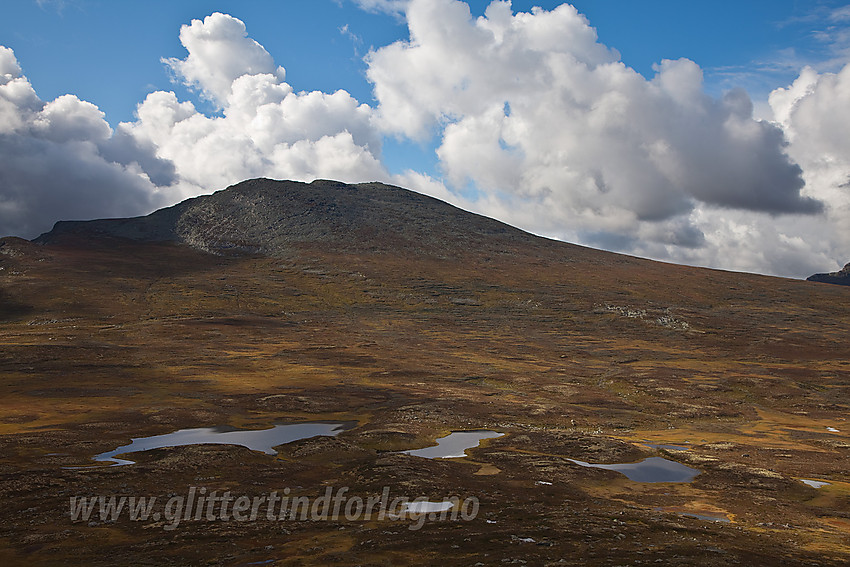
[808,262,850,286]
[35,178,547,259]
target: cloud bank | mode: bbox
[0,46,173,238]
[1,13,388,239]
[1,2,848,278]
[128,12,386,200]
[367,0,834,276]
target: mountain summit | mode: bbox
[35,179,542,258]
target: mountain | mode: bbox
[3,178,850,566]
[807,262,850,286]
[35,178,552,259]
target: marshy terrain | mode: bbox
[0,179,848,565]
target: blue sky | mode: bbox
[6,1,846,126]
[1,0,849,277]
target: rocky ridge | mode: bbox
[34,178,544,259]
[807,262,850,286]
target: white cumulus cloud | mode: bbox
[767,63,850,269]
[2,4,848,278]
[126,12,387,200]
[365,0,837,276]
[0,46,175,239]
[0,12,389,238]
[162,12,287,106]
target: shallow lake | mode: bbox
[91,421,356,466]
[404,501,455,514]
[643,443,690,451]
[678,512,731,523]
[402,430,503,459]
[567,456,700,483]
[654,508,731,523]
[800,479,831,489]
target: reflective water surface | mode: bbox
[91,421,356,466]
[402,430,503,459]
[678,512,731,523]
[567,456,700,483]
[404,501,455,514]
[800,479,831,489]
[643,443,690,451]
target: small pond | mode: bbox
[800,479,831,489]
[567,456,700,483]
[404,501,455,514]
[654,507,730,523]
[678,511,731,523]
[88,421,356,467]
[401,430,503,459]
[643,442,690,451]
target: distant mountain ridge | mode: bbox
[807,262,850,286]
[34,179,554,259]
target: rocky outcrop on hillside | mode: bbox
[34,179,544,258]
[807,262,850,286]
